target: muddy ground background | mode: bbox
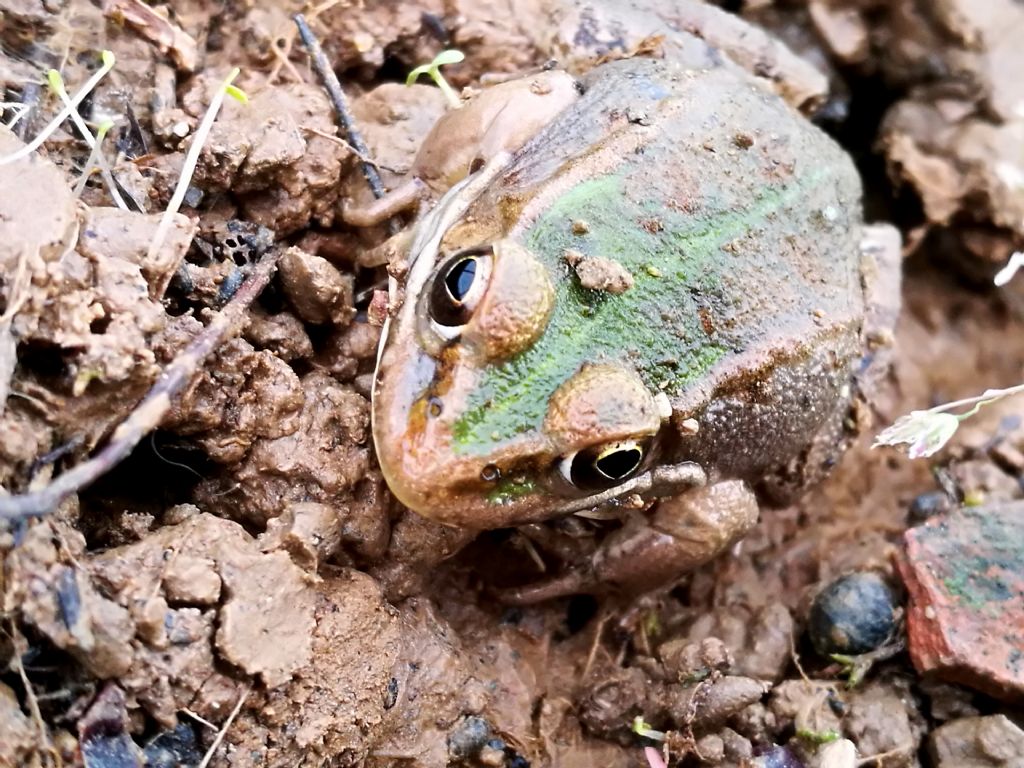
[2,0,1024,766]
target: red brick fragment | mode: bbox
[897,502,1024,701]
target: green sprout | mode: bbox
[406,49,465,109]
[631,716,665,742]
[642,610,661,639]
[796,727,841,745]
[72,118,115,200]
[47,68,129,210]
[0,50,116,166]
[829,653,867,688]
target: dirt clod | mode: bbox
[929,715,1024,767]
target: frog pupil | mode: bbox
[568,442,645,491]
[595,447,642,479]
[445,257,477,302]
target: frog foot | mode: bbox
[342,177,428,228]
[497,480,759,604]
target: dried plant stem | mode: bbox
[49,72,129,210]
[293,13,400,234]
[9,625,60,767]
[147,67,241,266]
[197,684,251,768]
[0,248,282,521]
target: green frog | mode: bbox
[368,4,900,601]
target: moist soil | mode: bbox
[2,1,1024,767]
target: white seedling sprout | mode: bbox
[631,718,668,768]
[631,716,665,742]
[0,50,116,166]
[406,49,465,109]
[146,68,248,265]
[994,251,1024,286]
[875,249,1024,458]
[874,386,1024,458]
[72,119,115,200]
[47,69,129,210]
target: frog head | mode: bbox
[372,229,693,528]
[373,56,868,529]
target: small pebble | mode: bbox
[751,745,805,768]
[907,491,953,525]
[143,723,202,768]
[808,572,898,656]
[448,716,492,759]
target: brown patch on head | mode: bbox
[543,363,661,453]
[461,239,554,360]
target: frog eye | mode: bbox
[428,248,493,330]
[559,439,647,492]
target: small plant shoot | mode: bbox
[406,49,465,109]
[147,67,248,265]
[47,67,129,209]
[0,50,116,166]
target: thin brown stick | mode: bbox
[857,742,915,766]
[10,624,60,767]
[269,37,304,84]
[0,249,282,521]
[583,610,610,678]
[293,13,401,236]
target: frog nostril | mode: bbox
[427,397,444,418]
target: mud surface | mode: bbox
[2,1,1024,767]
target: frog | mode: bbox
[368,2,901,602]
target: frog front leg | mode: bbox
[500,480,759,604]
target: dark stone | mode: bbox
[808,572,898,656]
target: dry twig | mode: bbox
[9,624,61,767]
[196,684,251,768]
[0,249,282,521]
[293,13,400,235]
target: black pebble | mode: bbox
[808,572,898,656]
[751,745,806,768]
[908,491,953,525]
[448,716,492,759]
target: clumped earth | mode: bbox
[1,1,1024,767]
